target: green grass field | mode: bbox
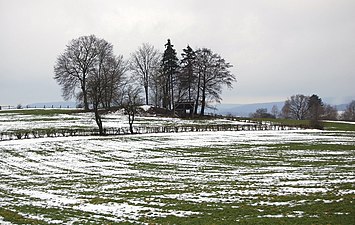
[0,111,354,224]
[1,129,354,224]
[0,109,80,115]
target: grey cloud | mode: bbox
[0,0,354,105]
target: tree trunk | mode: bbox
[188,65,193,101]
[155,84,159,107]
[163,78,169,109]
[200,87,206,116]
[82,76,89,111]
[82,93,89,111]
[194,72,201,115]
[128,113,135,134]
[200,78,206,116]
[94,107,104,135]
[170,72,174,110]
[129,122,134,134]
[144,85,149,105]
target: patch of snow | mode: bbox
[140,105,152,111]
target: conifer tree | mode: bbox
[180,45,196,101]
[161,39,179,110]
[308,94,324,129]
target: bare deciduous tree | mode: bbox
[54,35,100,110]
[86,38,115,135]
[55,35,128,135]
[195,48,235,116]
[122,85,143,134]
[282,94,310,120]
[130,43,160,105]
[322,104,338,120]
[150,68,164,107]
[342,100,355,121]
[101,55,128,109]
[271,105,279,118]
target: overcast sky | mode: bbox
[0,0,354,106]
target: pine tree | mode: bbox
[180,45,196,101]
[308,94,324,129]
[161,39,179,110]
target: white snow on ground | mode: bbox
[140,105,152,111]
[0,112,354,224]
[0,111,254,132]
[1,130,354,223]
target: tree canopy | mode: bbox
[54,35,237,134]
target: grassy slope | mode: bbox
[323,121,355,131]
[0,109,81,115]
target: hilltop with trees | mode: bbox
[54,35,236,134]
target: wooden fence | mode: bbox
[0,123,302,142]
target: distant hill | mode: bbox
[210,102,284,117]
[335,104,347,111]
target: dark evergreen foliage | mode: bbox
[161,39,180,110]
[308,94,324,129]
[179,45,197,102]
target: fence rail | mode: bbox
[0,123,303,142]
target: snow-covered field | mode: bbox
[0,111,354,224]
[0,109,252,132]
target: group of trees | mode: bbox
[251,94,355,128]
[54,35,128,134]
[54,35,236,134]
[250,107,277,119]
[281,95,355,124]
[130,39,236,115]
[342,100,355,121]
[281,94,338,123]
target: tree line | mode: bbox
[251,94,355,128]
[54,35,236,134]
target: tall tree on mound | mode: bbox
[86,38,116,135]
[54,35,100,110]
[130,43,161,105]
[55,35,127,135]
[194,48,235,116]
[161,39,179,110]
[179,45,197,102]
